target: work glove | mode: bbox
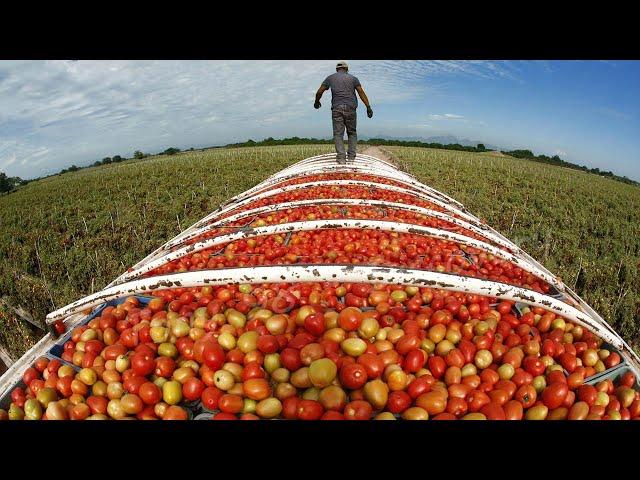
[314,100,321,109]
[367,106,373,118]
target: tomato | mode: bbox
[131,351,155,377]
[321,411,345,420]
[522,356,545,376]
[139,382,162,405]
[407,375,434,399]
[541,382,569,410]
[416,391,447,416]
[182,377,205,401]
[427,356,446,379]
[480,402,506,420]
[86,396,108,415]
[338,307,363,331]
[577,384,598,406]
[467,390,491,412]
[218,394,244,414]
[203,342,225,370]
[154,357,176,378]
[163,405,189,420]
[280,348,302,371]
[339,363,368,390]
[201,387,223,411]
[403,349,426,373]
[243,379,271,401]
[124,375,147,395]
[256,335,279,354]
[515,385,537,408]
[343,400,373,420]
[241,362,267,381]
[357,353,384,379]
[282,397,300,419]
[446,397,468,417]
[22,367,40,386]
[297,399,324,420]
[387,391,412,414]
[504,400,523,420]
[212,412,237,420]
[304,313,325,336]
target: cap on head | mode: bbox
[336,61,349,71]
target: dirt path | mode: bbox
[361,145,393,162]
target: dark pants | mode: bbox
[332,104,357,163]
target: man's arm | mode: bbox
[356,85,373,118]
[314,85,328,109]
[355,85,370,108]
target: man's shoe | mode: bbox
[347,156,356,163]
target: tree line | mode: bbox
[0,147,185,193]
[3,137,637,192]
[501,149,638,186]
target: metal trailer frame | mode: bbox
[2,150,639,400]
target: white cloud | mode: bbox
[0,60,525,178]
[429,113,466,121]
[597,106,632,121]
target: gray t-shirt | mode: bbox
[322,71,361,109]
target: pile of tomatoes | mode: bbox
[252,173,415,195]
[150,229,549,293]
[2,282,638,420]
[186,204,495,247]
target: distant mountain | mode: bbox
[364,134,500,151]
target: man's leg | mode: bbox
[332,107,346,164]
[345,107,357,162]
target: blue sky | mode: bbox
[0,60,638,180]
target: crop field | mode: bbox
[0,144,638,360]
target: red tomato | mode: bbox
[428,356,446,379]
[218,394,244,414]
[282,397,300,419]
[321,411,345,420]
[280,348,302,371]
[241,362,266,381]
[256,335,279,354]
[338,307,363,332]
[467,390,491,412]
[182,377,205,402]
[357,353,384,379]
[541,382,569,410]
[154,357,176,378]
[139,382,162,405]
[480,402,506,420]
[304,313,325,336]
[403,349,426,373]
[407,375,435,399]
[131,351,155,377]
[577,384,598,406]
[297,399,324,420]
[201,387,224,411]
[343,400,373,420]
[202,342,225,370]
[387,391,412,414]
[515,384,537,408]
[339,363,368,390]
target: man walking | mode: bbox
[314,61,373,164]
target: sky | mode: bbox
[0,60,639,180]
